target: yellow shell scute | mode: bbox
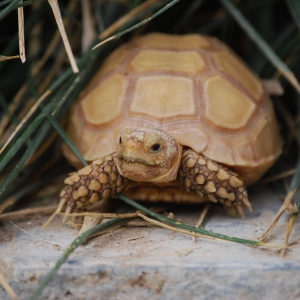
[251,115,275,159]
[129,50,207,75]
[170,126,209,154]
[83,47,129,95]
[80,73,127,126]
[132,33,211,50]
[63,33,282,186]
[232,135,255,166]
[202,134,235,166]
[212,51,263,100]
[130,76,195,119]
[203,75,256,130]
[77,129,103,160]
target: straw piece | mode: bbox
[195,203,211,228]
[280,213,297,257]
[0,205,57,221]
[259,168,296,184]
[259,189,297,242]
[81,0,96,52]
[99,0,160,40]
[219,0,300,93]
[18,1,25,63]
[0,55,19,61]
[0,273,18,300]
[93,0,181,49]
[0,90,51,155]
[47,0,79,73]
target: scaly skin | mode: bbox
[178,149,252,218]
[60,153,129,213]
[55,129,252,224]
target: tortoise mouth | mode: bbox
[117,156,160,181]
[118,155,156,166]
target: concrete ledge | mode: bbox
[1,185,300,300]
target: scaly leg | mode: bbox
[47,153,129,225]
[177,149,252,218]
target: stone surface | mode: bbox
[1,185,300,300]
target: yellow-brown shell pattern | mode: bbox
[62,33,282,185]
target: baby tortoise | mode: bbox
[58,33,282,220]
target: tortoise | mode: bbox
[58,33,282,220]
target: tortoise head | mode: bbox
[116,128,182,182]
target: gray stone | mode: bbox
[1,185,300,300]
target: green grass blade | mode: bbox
[118,194,259,245]
[0,157,66,205]
[0,94,19,125]
[0,67,80,173]
[0,0,20,21]
[94,0,182,48]
[95,0,105,33]
[0,121,50,197]
[28,71,88,167]
[30,216,135,300]
[219,0,300,93]
[46,116,88,167]
[286,0,300,30]
[172,0,205,33]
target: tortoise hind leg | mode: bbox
[46,153,129,225]
[177,149,252,218]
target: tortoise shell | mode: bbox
[62,33,281,186]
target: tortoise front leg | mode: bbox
[178,149,252,218]
[58,153,129,222]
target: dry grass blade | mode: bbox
[0,273,18,300]
[136,211,215,240]
[18,0,25,63]
[219,0,300,93]
[259,168,296,184]
[94,0,181,49]
[0,85,27,141]
[136,211,283,249]
[47,0,79,73]
[0,28,61,141]
[0,197,15,214]
[58,211,139,219]
[77,216,102,236]
[195,202,211,228]
[0,55,19,61]
[280,213,298,257]
[81,0,96,52]
[0,205,57,221]
[0,90,51,155]
[99,0,160,40]
[0,0,79,151]
[259,189,297,242]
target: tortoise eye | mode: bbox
[119,137,122,144]
[151,143,161,152]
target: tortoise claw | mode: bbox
[237,205,246,219]
[243,197,252,212]
[62,205,72,224]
